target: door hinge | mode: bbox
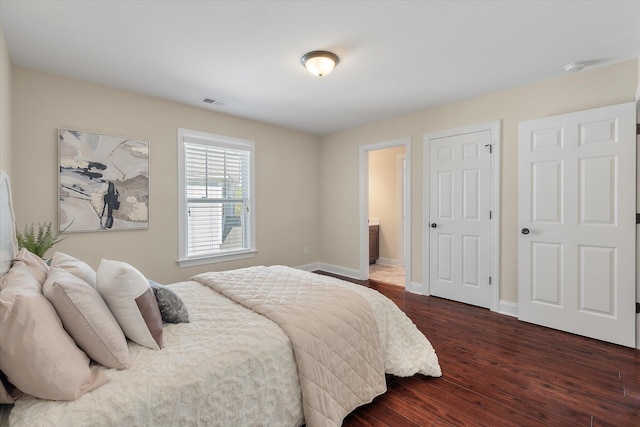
[637,213,640,224]
[636,123,640,135]
[489,210,492,219]
[485,144,493,154]
[636,302,640,314]
[489,276,492,285]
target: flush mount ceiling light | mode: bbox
[301,50,339,77]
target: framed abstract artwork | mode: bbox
[58,129,149,232]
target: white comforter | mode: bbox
[5,281,305,427]
[3,268,441,427]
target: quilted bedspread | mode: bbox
[194,266,386,427]
[193,265,442,427]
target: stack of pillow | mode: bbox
[0,249,188,404]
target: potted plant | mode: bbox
[16,222,69,259]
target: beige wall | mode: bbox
[368,146,404,263]
[6,49,639,302]
[11,67,321,283]
[0,25,10,175]
[320,59,638,303]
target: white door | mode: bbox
[518,102,636,348]
[429,130,492,308]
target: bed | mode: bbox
[0,169,441,427]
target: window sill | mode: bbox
[177,249,257,268]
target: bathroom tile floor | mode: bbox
[368,263,405,287]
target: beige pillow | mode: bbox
[0,260,40,293]
[96,259,163,350]
[51,251,97,287]
[0,263,109,400]
[12,247,49,285]
[0,261,39,403]
[43,266,130,369]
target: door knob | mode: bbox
[521,228,530,235]
[430,223,437,228]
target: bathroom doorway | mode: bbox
[360,139,409,288]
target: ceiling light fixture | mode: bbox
[301,50,339,77]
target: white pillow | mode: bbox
[44,266,130,369]
[0,261,109,400]
[96,259,163,350]
[51,251,97,287]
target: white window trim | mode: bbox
[177,128,256,268]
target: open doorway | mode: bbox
[359,137,411,289]
[368,147,406,286]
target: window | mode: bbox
[177,128,255,267]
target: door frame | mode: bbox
[397,154,407,268]
[359,137,412,290]
[637,99,640,349]
[423,121,501,311]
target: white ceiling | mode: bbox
[1,1,639,135]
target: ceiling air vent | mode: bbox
[201,97,226,106]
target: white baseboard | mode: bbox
[376,258,398,266]
[309,263,361,280]
[407,281,426,295]
[301,262,521,320]
[498,300,518,317]
[296,262,322,272]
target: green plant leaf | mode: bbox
[16,221,69,258]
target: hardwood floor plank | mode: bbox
[343,401,420,427]
[342,411,388,427]
[440,340,632,412]
[409,375,570,426]
[367,386,446,426]
[313,273,640,426]
[437,356,587,425]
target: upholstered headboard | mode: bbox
[0,170,18,276]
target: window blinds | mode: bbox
[184,142,251,257]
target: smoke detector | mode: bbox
[563,62,586,73]
[201,97,226,106]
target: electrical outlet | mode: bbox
[303,246,310,255]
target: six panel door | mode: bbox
[518,102,636,347]
[429,130,492,308]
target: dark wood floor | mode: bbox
[317,272,640,427]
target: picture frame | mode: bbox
[58,129,149,232]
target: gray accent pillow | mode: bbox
[148,280,189,324]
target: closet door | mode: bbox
[518,102,636,347]
[428,130,492,308]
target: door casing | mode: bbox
[359,137,412,290]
